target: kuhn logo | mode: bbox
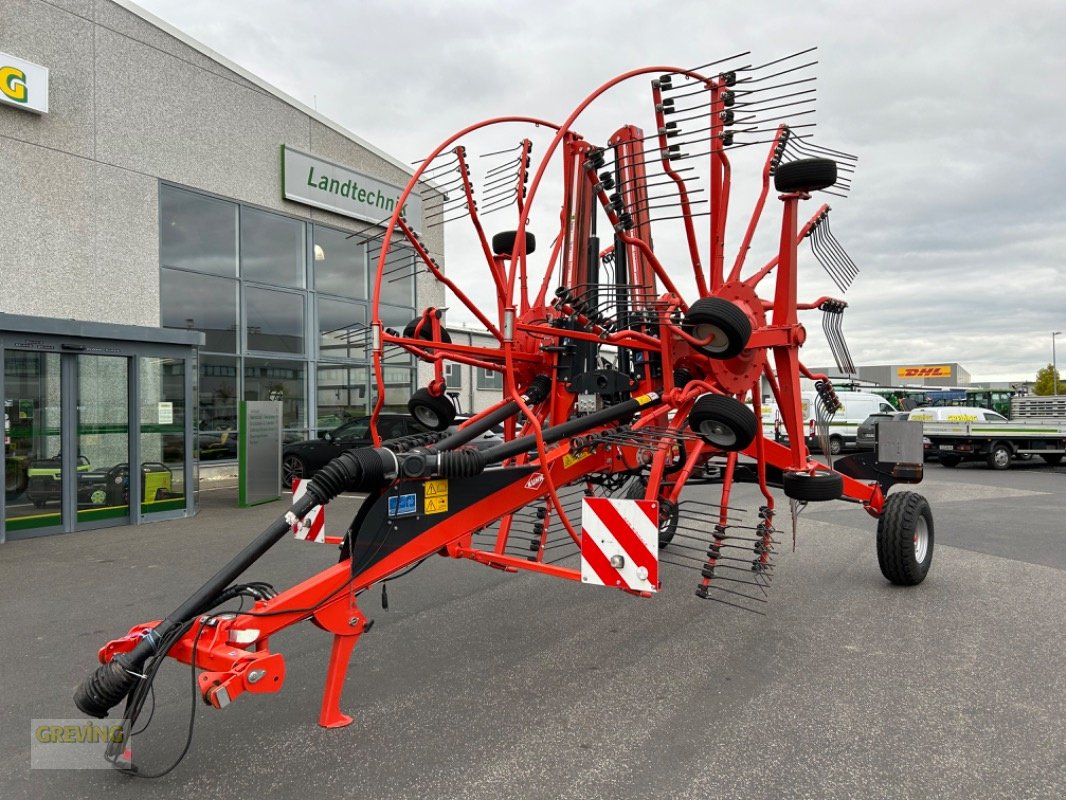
[897,365,951,379]
[524,474,545,490]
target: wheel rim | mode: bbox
[993,448,1009,468]
[413,404,440,428]
[283,456,303,486]
[699,419,737,447]
[693,323,728,354]
[913,516,929,564]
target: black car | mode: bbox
[856,411,935,460]
[281,414,504,490]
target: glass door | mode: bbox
[4,351,65,533]
[75,355,130,527]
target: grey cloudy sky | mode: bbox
[136,0,1066,383]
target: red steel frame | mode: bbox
[92,63,888,733]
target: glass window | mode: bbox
[444,362,461,388]
[244,358,305,431]
[318,298,367,361]
[316,364,369,431]
[246,286,305,354]
[370,241,416,307]
[160,185,237,276]
[241,206,306,288]
[161,269,238,353]
[477,368,503,391]
[198,355,238,463]
[378,304,415,364]
[140,357,186,512]
[314,225,366,299]
[375,367,414,413]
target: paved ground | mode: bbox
[0,461,1063,799]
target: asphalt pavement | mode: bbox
[0,461,1063,799]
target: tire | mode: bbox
[403,318,452,344]
[491,230,536,256]
[986,442,1011,470]
[624,478,679,548]
[828,435,843,456]
[407,388,456,431]
[773,157,837,193]
[282,454,306,491]
[781,471,844,502]
[682,297,752,359]
[688,394,758,451]
[938,454,961,468]
[876,491,934,586]
[1040,454,1063,466]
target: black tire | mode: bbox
[682,297,751,359]
[986,442,1011,471]
[938,454,961,468]
[773,157,838,193]
[688,394,758,451]
[781,471,844,502]
[282,454,306,491]
[1040,454,1063,466]
[876,491,934,586]
[491,230,536,256]
[403,318,452,344]
[5,462,27,501]
[624,478,679,548]
[828,435,843,456]
[408,388,456,431]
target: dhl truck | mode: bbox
[912,406,1066,469]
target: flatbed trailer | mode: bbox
[924,420,1066,469]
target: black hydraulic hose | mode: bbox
[74,446,397,719]
[478,392,661,465]
[433,375,552,452]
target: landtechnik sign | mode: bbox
[281,145,422,232]
[0,51,48,114]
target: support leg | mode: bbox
[319,632,359,728]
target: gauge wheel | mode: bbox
[781,470,844,502]
[403,318,452,343]
[682,297,752,359]
[876,491,934,585]
[625,478,680,548]
[282,454,306,490]
[688,394,758,451]
[408,388,457,431]
[773,157,838,193]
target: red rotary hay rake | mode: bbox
[76,50,933,772]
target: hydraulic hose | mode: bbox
[74,446,397,719]
[478,392,661,465]
[433,375,552,452]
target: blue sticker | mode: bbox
[388,493,417,517]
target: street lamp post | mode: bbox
[1054,331,1063,397]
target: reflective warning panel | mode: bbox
[580,497,659,593]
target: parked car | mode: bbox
[281,414,504,490]
[856,411,935,460]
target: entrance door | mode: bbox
[74,355,130,528]
[3,351,130,535]
[4,351,64,533]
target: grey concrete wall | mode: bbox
[0,0,442,329]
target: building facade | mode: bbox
[1,0,441,540]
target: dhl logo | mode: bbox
[0,66,28,104]
[897,365,952,378]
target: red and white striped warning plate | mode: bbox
[580,497,659,593]
[291,477,327,543]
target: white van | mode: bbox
[798,391,898,455]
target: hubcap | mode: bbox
[700,419,737,447]
[414,405,439,428]
[694,323,727,353]
[994,448,1010,468]
[913,516,929,563]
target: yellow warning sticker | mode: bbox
[562,451,590,469]
[424,479,448,514]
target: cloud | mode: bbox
[134,0,1066,382]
